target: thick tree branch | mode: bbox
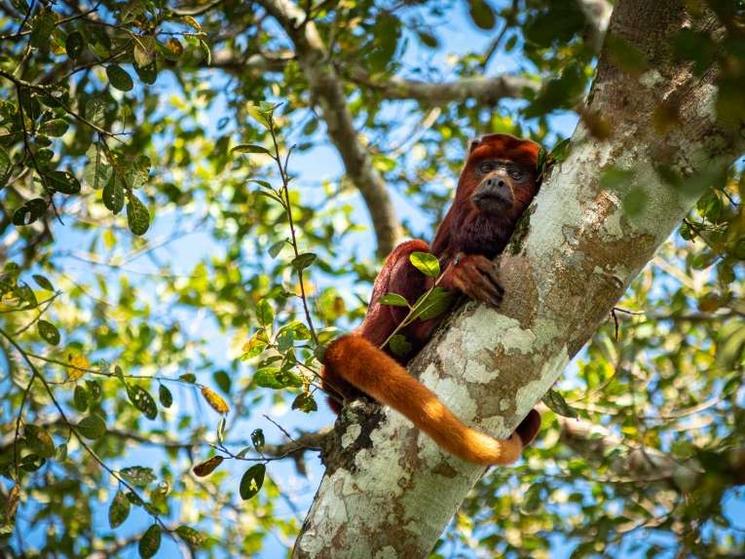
[294,1,745,556]
[256,0,402,256]
[345,68,539,105]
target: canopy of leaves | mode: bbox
[0,0,743,557]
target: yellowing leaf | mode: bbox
[67,353,90,381]
[200,386,229,414]
[192,455,223,477]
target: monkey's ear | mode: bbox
[468,138,481,153]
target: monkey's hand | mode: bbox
[441,253,504,308]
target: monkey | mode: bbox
[321,134,543,466]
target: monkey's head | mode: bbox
[459,134,541,221]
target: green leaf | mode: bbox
[32,274,54,291]
[291,252,317,271]
[126,491,145,506]
[126,194,150,236]
[138,524,162,559]
[77,415,106,439]
[65,31,84,58]
[120,466,156,486]
[85,97,106,127]
[158,384,173,408]
[109,490,131,529]
[411,287,456,321]
[249,179,273,190]
[542,388,578,419]
[292,392,318,413]
[231,144,270,155]
[0,146,11,181]
[25,425,55,458]
[103,176,125,214]
[84,145,112,190]
[86,379,102,401]
[409,252,440,277]
[30,10,55,49]
[550,138,572,163]
[45,170,81,194]
[134,60,158,85]
[253,367,302,389]
[718,322,745,369]
[179,373,196,383]
[106,65,134,92]
[239,464,266,500]
[268,240,286,258]
[39,119,69,137]
[213,370,231,394]
[256,299,274,326]
[469,0,496,30]
[127,385,158,420]
[176,525,207,547]
[124,155,151,189]
[15,283,38,307]
[388,334,412,357]
[245,104,272,128]
[19,454,46,472]
[379,293,409,307]
[251,428,265,452]
[13,199,48,226]
[73,385,88,412]
[37,320,60,346]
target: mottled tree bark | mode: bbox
[294,1,744,557]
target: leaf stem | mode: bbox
[266,113,319,347]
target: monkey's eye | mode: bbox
[509,168,525,180]
[478,161,495,174]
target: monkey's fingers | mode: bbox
[471,256,505,299]
[453,257,503,307]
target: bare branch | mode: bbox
[256,0,402,256]
[346,68,539,106]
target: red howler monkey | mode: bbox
[321,134,543,466]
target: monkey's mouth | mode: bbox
[471,189,512,212]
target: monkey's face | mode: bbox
[470,158,537,215]
[460,134,541,221]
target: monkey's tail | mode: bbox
[322,334,526,466]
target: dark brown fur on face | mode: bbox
[433,134,540,260]
[320,134,543,465]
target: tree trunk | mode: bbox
[294,1,744,556]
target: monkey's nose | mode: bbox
[485,177,506,188]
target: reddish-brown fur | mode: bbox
[321,134,543,465]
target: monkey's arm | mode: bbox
[320,239,434,409]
